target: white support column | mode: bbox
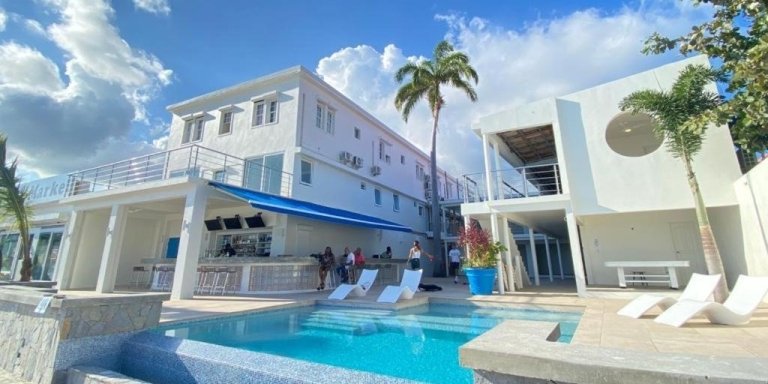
[556,239,564,280]
[481,134,494,201]
[493,142,504,199]
[544,235,553,282]
[502,219,515,292]
[171,185,208,300]
[528,228,540,286]
[490,213,505,294]
[55,210,84,290]
[96,205,128,293]
[565,208,587,296]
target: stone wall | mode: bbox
[0,287,167,384]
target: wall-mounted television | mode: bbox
[245,214,265,228]
[204,218,223,231]
[223,216,242,229]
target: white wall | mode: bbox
[709,206,747,287]
[734,160,768,276]
[114,217,161,286]
[580,210,711,286]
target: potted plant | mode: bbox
[458,224,506,295]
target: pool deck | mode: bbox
[158,277,768,359]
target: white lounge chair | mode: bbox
[617,273,722,318]
[376,269,423,303]
[654,275,768,327]
[327,269,378,300]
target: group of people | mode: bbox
[315,240,465,290]
[316,246,367,290]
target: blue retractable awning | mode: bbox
[209,182,412,233]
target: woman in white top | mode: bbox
[407,240,433,270]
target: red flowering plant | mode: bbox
[457,223,506,268]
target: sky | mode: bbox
[0,0,713,180]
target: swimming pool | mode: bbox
[155,303,581,383]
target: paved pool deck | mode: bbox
[157,277,768,359]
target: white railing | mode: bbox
[65,145,293,197]
[462,163,561,203]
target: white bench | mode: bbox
[604,261,690,289]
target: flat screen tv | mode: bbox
[223,216,242,229]
[245,215,265,228]
[204,219,223,231]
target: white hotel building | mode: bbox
[0,66,462,299]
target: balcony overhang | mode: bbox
[498,125,556,165]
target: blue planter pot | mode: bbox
[464,267,497,295]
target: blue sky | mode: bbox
[0,0,711,179]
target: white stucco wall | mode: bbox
[557,56,741,215]
[69,210,109,289]
[114,217,161,286]
[734,160,768,276]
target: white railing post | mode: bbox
[554,164,561,194]
[521,167,528,197]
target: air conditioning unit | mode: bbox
[424,190,432,200]
[353,156,364,168]
[339,151,352,163]
[371,165,382,176]
[426,231,434,239]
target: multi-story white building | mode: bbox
[463,55,767,296]
[0,66,462,299]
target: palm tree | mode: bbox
[619,64,729,302]
[395,40,478,276]
[0,134,33,282]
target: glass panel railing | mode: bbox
[462,163,562,203]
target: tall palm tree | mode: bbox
[0,134,33,281]
[619,64,729,301]
[395,40,478,276]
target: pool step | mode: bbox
[302,313,490,336]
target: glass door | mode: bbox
[30,231,64,281]
[41,233,62,281]
[0,233,19,280]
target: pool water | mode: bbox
[155,304,581,383]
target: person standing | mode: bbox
[345,247,356,283]
[448,245,462,284]
[317,246,335,290]
[407,240,433,270]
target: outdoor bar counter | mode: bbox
[143,256,407,294]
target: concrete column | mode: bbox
[96,205,128,293]
[544,235,554,282]
[502,219,515,292]
[490,213,505,295]
[55,210,84,290]
[171,185,208,300]
[481,134,494,201]
[556,239,564,280]
[528,228,540,286]
[493,142,504,199]
[565,208,587,296]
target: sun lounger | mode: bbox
[376,269,423,303]
[654,275,768,327]
[327,269,378,300]
[617,273,721,318]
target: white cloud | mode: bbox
[0,8,7,31]
[0,0,172,176]
[132,0,170,15]
[315,2,711,178]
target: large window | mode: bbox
[252,99,278,127]
[374,188,382,206]
[315,102,335,134]
[244,153,284,195]
[416,163,425,180]
[300,159,312,185]
[219,111,233,135]
[182,117,204,144]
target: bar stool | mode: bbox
[131,266,149,288]
[210,267,232,295]
[157,267,175,291]
[197,267,216,295]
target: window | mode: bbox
[360,182,366,190]
[400,155,405,164]
[379,139,392,161]
[374,188,381,206]
[219,111,233,135]
[213,170,226,182]
[418,205,423,216]
[252,99,278,126]
[315,102,335,134]
[182,117,204,144]
[300,159,312,185]
[416,163,425,180]
[354,127,361,139]
[393,194,400,212]
[244,153,284,195]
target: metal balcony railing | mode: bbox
[462,163,562,203]
[65,145,293,198]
